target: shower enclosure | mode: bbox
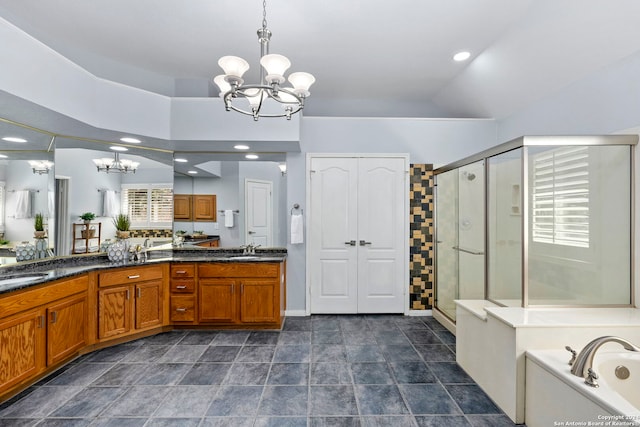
[434,135,637,325]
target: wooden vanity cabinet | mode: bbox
[169,264,197,323]
[0,276,88,396]
[173,194,216,222]
[97,264,166,341]
[198,262,284,327]
[173,195,192,221]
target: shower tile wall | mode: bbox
[409,164,434,310]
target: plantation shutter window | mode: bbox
[121,184,173,228]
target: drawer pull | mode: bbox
[175,285,187,289]
[175,270,187,275]
[128,275,141,279]
[175,308,187,312]
[126,289,130,300]
[137,287,141,298]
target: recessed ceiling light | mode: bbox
[453,51,471,62]
[188,170,198,174]
[120,137,141,144]
[110,146,128,152]
[0,154,8,159]
[2,137,27,143]
[234,144,250,150]
[245,154,259,160]
[174,158,188,163]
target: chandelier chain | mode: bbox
[262,0,267,30]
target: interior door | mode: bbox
[245,179,272,247]
[309,156,406,313]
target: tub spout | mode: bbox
[570,336,640,380]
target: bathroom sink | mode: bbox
[0,273,49,286]
[228,255,261,260]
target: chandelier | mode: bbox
[28,160,54,175]
[213,0,315,121]
[93,153,139,174]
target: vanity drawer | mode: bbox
[171,264,195,279]
[170,296,196,322]
[170,280,195,294]
[98,265,163,288]
[198,263,279,278]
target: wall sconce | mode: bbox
[278,163,287,176]
[28,160,54,175]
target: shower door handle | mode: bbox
[452,246,484,255]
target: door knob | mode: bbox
[359,240,372,246]
[248,231,256,234]
[344,240,356,246]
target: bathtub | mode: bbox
[526,349,640,427]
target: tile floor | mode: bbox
[0,315,521,426]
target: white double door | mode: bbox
[309,156,407,313]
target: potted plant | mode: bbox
[79,212,96,225]
[113,214,131,239]
[34,213,46,238]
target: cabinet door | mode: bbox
[199,279,236,323]
[239,279,279,324]
[98,285,132,339]
[174,195,192,221]
[193,195,216,221]
[135,281,163,330]
[0,308,46,393]
[47,294,87,365]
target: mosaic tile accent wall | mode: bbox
[129,229,173,238]
[409,164,434,310]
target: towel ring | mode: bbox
[291,204,304,215]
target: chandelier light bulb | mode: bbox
[245,88,263,109]
[288,72,315,97]
[213,75,231,97]
[260,54,291,84]
[218,56,250,79]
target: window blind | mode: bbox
[122,184,172,228]
[531,146,589,248]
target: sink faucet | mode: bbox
[143,238,150,248]
[570,336,640,385]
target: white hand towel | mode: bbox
[224,210,234,228]
[15,190,31,219]
[103,190,118,217]
[290,213,304,244]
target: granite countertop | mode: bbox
[0,247,287,295]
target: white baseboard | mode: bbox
[407,309,433,316]
[284,309,308,317]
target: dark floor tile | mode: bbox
[394,318,429,330]
[177,330,218,345]
[136,363,193,385]
[273,344,311,362]
[121,345,171,362]
[255,417,308,427]
[354,385,409,415]
[91,363,148,386]
[258,385,308,416]
[310,416,362,426]
[351,363,395,385]
[236,345,275,362]
[342,331,377,345]
[312,345,347,362]
[246,331,280,345]
[313,330,344,344]
[45,362,113,386]
[179,362,231,385]
[50,386,126,418]
[415,415,472,426]
[138,331,186,345]
[433,330,456,345]
[157,345,207,363]
[447,345,456,355]
[399,384,462,415]
[312,318,341,331]
[0,419,40,427]
[144,419,201,427]
[467,414,517,426]
[36,420,91,427]
[427,363,473,384]
[267,363,309,385]
[445,385,502,414]
[200,418,254,427]
[283,316,312,331]
[390,362,437,384]
[361,416,416,426]
[406,330,443,345]
[0,386,82,418]
[223,362,270,385]
[373,331,410,345]
[310,385,358,416]
[211,331,249,345]
[206,385,263,416]
[339,317,371,333]
[345,345,385,362]
[379,345,422,362]
[198,346,241,362]
[422,318,448,331]
[278,331,312,345]
[415,345,456,362]
[102,386,169,416]
[89,418,148,426]
[83,345,134,362]
[311,363,352,385]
